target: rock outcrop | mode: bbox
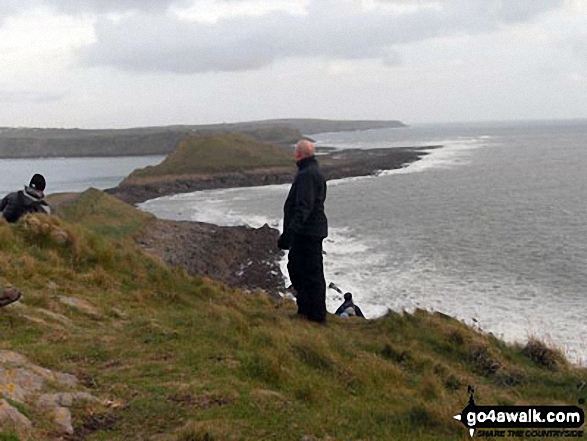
[0,350,99,436]
[137,219,285,296]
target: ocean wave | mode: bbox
[381,139,486,175]
[278,226,388,318]
[326,138,486,188]
[140,185,287,228]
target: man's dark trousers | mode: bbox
[287,234,326,323]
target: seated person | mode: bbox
[335,292,365,318]
[0,174,51,223]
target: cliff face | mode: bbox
[0,119,405,158]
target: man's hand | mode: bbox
[277,233,292,250]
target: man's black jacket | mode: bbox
[280,156,327,247]
[335,300,365,318]
[0,186,51,223]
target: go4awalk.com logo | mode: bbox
[454,387,585,438]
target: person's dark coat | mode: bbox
[0,186,51,223]
[278,156,327,249]
[335,300,365,318]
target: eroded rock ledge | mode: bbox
[136,220,284,296]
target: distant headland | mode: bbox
[0,119,406,158]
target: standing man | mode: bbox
[0,174,51,223]
[278,140,328,323]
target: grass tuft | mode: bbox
[467,344,501,376]
[522,338,568,371]
[381,343,411,364]
[175,422,223,441]
[291,341,335,372]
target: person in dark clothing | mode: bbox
[278,140,328,323]
[0,174,51,223]
[335,292,365,318]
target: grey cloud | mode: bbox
[79,0,564,74]
[39,0,191,13]
[34,92,67,103]
[0,91,67,104]
[570,38,587,61]
[382,50,402,67]
[0,1,33,20]
[0,0,190,16]
[81,14,278,73]
[495,0,564,23]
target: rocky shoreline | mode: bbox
[111,145,441,295]
[136,219,285,296]
[109,146,439,205]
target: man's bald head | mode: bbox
[295,140,315,161]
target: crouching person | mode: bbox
[335,292,365,318]
[0,174,51,223]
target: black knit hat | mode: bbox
[29,174,46,191]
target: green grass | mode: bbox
[124,133,293,183]
[0,191,586,440]
[49,188,154,239]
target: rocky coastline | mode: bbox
[109,146,439,205]
[116,145,441,296]
[136,219,286,296]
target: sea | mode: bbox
[139,120,587,362]
[0,155,165,195]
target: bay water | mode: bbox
[0,155,164,195]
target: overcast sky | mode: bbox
[0,0,585,128]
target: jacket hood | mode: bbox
[22,186,45,206]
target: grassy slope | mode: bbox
[124,134,293,184]
[0,190,585,440]
[49,188,154,239]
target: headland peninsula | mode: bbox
[109,133,438,204]
[102,133,436,294]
